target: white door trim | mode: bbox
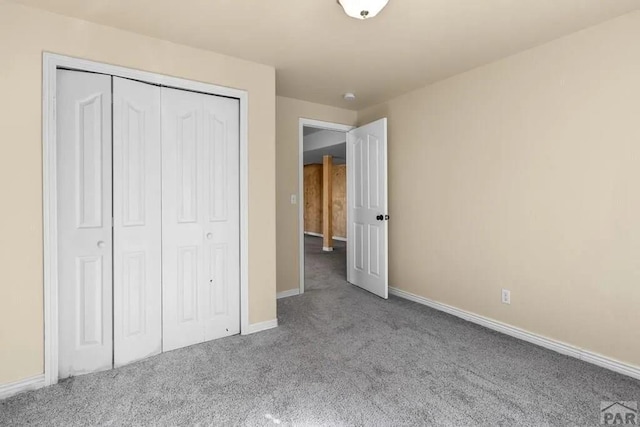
[298,118,354,294]
[42,52,250,386]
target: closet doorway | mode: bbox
[43,54,249,386]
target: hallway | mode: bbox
[303,235,347,292]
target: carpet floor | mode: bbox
[1,235,639,426]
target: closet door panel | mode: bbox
[162,87,206,351]
[203,96,240,341]
[113,77,162,367]
[162,87,241,351]
[57,70,113,378]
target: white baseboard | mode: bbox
[242,318,278,335]
[304,231,323,238]
[0,374,45,400]
[277,289,300,299]
[304,232,346,242]
[389,287,640,381]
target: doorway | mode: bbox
[297,117,390,299]
[299,120,352,293]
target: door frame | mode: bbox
[42,52,250,386]
[298,118,354,294]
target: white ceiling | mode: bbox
[11,0,639,110]
[303,127,324,137]
[304,144,347,166]
[303,128,347,165]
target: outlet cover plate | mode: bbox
[501,289,511,305]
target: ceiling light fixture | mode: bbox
[338,0,390,20]
[343,92,356,101]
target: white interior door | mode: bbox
[57,70,113,378]
[161,87,240,352]
[112,77,162,366]
[347,118,388,299]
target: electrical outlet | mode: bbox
[501,289,511,305]
[290,194,297,205]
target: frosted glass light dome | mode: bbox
[338,0,390,19]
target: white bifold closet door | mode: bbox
[161,87,240,352]
[58,69,239,377]
[57,70,113,378]
[58,71,162,378]
[112,77,162,367]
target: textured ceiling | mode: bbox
[10,0,639,109]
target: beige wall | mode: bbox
[359,11,640,368]
[276,97,357,293]
[0,2,276,385]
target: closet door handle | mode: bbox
[206,233,213,240]
[97,240,106,249]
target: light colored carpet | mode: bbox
[1,235,639,425]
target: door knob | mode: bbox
[97,241,106,249]
[376,215,384,221]
[206,233,213,240]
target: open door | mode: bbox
[347,118,388,299]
